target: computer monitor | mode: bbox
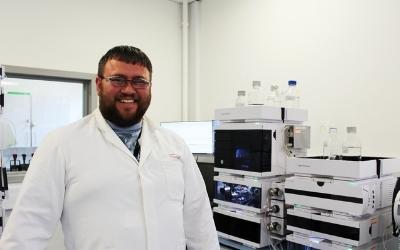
[160,121,215,154]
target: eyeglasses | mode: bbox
[100,76,151,89]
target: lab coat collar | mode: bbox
[94,109,137,161]
[138,116,157,164]
[93,108,156,165]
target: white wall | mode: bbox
[0,0,183,125]
[1,1,182,249]
[195,0,400,157]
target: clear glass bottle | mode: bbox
[322,127,339,160]
[235,90,247,107]
[266,84,281,107]
[284,80,300,108]
[342,126,362,159]
[247,80,264,105]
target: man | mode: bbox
[0,46,219,250]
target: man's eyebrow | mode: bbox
[109,74,147,79]
[108,74,126,77]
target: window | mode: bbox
[0,65,95,170]
[2,77,85,147]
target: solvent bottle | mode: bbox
[322,127,339,160]
[342,126,362,159]
[247,81,264,105]
[266,84,281,107]
[235,90,247,107]
[284,80,300,108]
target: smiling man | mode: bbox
[0,46,219,250]
[97,50,152,127]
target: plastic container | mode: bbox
[247,80,264,105]
[322,127,340,160]
[284,80,300,108]
[342,126,362,158]
[235,90,247,107]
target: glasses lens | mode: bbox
[132,78,150,88]
[108,77,127,87]
[104,76,150,88]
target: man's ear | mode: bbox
[95,76,102,95]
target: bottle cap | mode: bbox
[328,127,337,133]
[252,80,261,87]
[347,126,357,133]
[237,90,246,96]
[288,80,297,86]
[270,85,279,91]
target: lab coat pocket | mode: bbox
[176,239,186,250]
[162,159,184,201]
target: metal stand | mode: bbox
[219,237,281,250]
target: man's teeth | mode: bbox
[120,99,134,103]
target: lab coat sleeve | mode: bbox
[0,132,66,250]
[182,146,219,250]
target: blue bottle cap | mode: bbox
[288,80,297,86]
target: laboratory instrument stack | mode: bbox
[0,166,7,237]
[213,105,310,249]
[0,65,4,114]
[0,65,6,236]
[285,155,400,249]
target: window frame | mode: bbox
[4,65,96,116]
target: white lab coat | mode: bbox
[0,109,219,250]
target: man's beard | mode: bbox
[98,91,151,127]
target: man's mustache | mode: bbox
[116,94,140,102]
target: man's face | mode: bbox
[96,59,152,127]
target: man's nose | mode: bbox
[120,82,137,93]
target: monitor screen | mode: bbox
[160,121,214,154]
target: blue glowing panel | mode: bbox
[215,181,261,209]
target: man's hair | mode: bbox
[98,45,153,80]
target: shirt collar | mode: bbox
[105,119,143,134]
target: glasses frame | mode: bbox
[99,75,151,89]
